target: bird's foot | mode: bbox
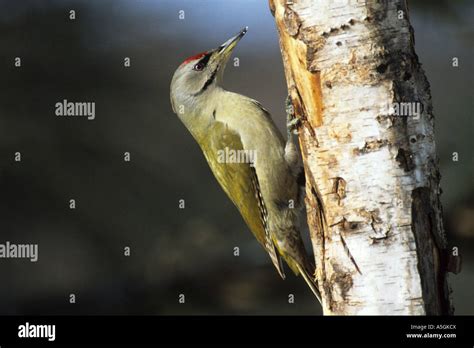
[286,95,301,139]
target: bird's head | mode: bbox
[171,27,248,100]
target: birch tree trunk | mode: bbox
[269,0,453,315]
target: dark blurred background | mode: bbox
[0,0,472,315]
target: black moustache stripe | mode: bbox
[195,67,218,95]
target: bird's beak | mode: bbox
[214,27,248,63]
[206,27,248,86]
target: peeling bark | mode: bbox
[270,0,452,315]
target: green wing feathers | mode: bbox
[199,121,285,278]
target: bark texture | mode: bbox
[270,0,452,315]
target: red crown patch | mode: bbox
[180,52,207,66]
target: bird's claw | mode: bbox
[286,96,301,138]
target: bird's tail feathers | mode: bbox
[296,262,322,305]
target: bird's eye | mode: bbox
[193,62,205,71]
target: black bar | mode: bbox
[0,315,472,345]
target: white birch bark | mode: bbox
[270,0,452,315]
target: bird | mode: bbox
[170,27,321,304]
